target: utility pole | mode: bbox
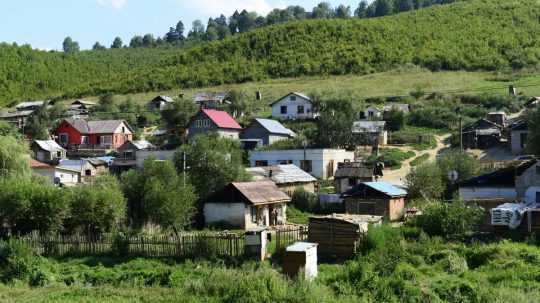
[456,107,463,152]
[182,151,186,187]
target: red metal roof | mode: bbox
[202,109,242,130]
[29,159,52,169]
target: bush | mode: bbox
[367,148,415,169]
[291,188,342,215]
[0,239,55,286]
[405,162,444,200]
[409,202,483,239]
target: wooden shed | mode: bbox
[342,182,408,221]
[308,214,382,259]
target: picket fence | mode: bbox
[274,226,308,251]
[12,232,245,258]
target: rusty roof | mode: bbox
[231,181,290,205]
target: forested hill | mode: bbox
[1,0,539,106]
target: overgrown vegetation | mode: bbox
[367,148,416,169]
[2,0,540,105]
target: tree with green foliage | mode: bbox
[188,20,205,40]
[175,134,249,200]
[160,98,198,140]
[355,0,369,17]
[0,177,69,234]
[62,37,80,54]
[129,36,144,48]
[226,90,250,118]
[66,175,126,234]
[437,151,482,186]
[0,136,30,178]
[373,0,394,17]
[406,162,444,200]
[312,2,334,19]
[24,102,65,140]
[335,5,352,18]
[0,121,19,138]
[384,107,406,131]
[111,37,123,48]
[142,34,156,47]
[92,42,106,50]
[121,159,197,232]
[176,20,185,38]
[315,97,357,148]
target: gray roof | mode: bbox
[246,164,317,184]
[153,96,174,103]
[34,140,65,152]
[335,166,373,178]
[352,121,386,133]
[0,110,34,118]
[254,118,296,136]
[194,92,227,103]
[271,92,312,106]
[57,159,90,172]
[64,119,131,134]
[131,140,155,150]
[15,101,44,109]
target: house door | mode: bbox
[327,160,335,179]
[59,134,69,146]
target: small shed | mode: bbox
[342,182,407,221]
[334,162,376,194]
[462,118,503,149]
[283,242,318,281]
[308,214,382,259]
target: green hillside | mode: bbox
[1,0,540,106]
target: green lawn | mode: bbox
[52,68,540,109]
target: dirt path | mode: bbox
[380,134,451,186]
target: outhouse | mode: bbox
[244,227,268,261]
[283,242,318,281]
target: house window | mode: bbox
[123,151,134,159]
[327,160,335,178]
[250,206,257,223]
[255,160,268,167]
[297,105,305,114]
[85,170,92,176]
[59,133,69,145]
[537,192,540,203]
[81,136,89,145]
[521,133,528,149]
[300,160,312,173]
[100,136,112,145]
[348,178,356,187]
[280,106,287,114]
[56,151,62,158]
[278,160,293,165]
[290,95,297,101]
[368,111,374,118]
[122,127,126,133]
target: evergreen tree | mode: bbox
[129,35,144,48]
[92,42,106,50]
[374,0,394,17]
[142,34,156,47]
[335,5,352,18]
[111,37,123,48]
[62,36,80,53]
[355,1,369,18]
[396,0,415,12]
[311,2,334,19]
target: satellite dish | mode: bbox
[448,170,459,182]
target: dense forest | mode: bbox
[1,0,539,106]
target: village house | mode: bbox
[342,182,407,221]
[240,118,296,148]
[458,159,540,203]
[510,120,529,155]
[15,101,45,112]
[55,119,133,155]
[204,181,290,229]
[334,162,376,194]
[31,140,66,164]
[29,159,55,182]
[148,96,174,111]
[56,159,107,185]
[187,109,242,140]
[271,92,316,120]
[66,100,97,118]
[194,92,228,109]
[486,111,507,128]
[111,140,156,174]
[246,164,318,196]
[352,121,388,146]
[364,103,410,120]
[462,118,503,149]
[0,110,34,130]
[249,149,355,179]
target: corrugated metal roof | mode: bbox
[286,242,318,252]
[352,121,386,133]
[232,181,290,205]
[34,140,65,152]
[57,159,89,172]
[64,119,132,134]
[0,110,34,118]
[335,166,373,178]
[364,182,407,197]
[246,164,316,184]
[194,92,227,103]
[202,109,242,129]
[16,101,44,109]
[29,159,52,169]
[254,118,295,136]
[131,140,155,150]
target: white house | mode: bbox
[271,92,316,120]
[204,181,290,229]
[510,120,529,155]
[248,149,355,179]
[364,104,410,120]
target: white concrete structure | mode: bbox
[204,203,250,228]
[249,149,355,179]
[271,92,316,120]
[54,167,81,185]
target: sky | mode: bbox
[0,0,362,50]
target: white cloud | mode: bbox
[189,0,283,17]
[97,0,128,10]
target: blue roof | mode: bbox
[255,118,295,136]
[364,182,407,197]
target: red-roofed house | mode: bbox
[187,109,242,140]
[55,119,133,153]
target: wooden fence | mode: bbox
[274,226,308,251]
[13,232,245,258]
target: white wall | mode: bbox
[204,203,247,228]
[271,94,314,120]
[459,187,517,201]
[248,149,355,179]
[55,169,80,185]
[217,129,240,140]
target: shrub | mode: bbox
[405,162,444,200]
[409,202,483,239]
[0,239,55,286]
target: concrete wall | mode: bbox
[135,150,176,169]
[204,203,247,228]
[271,95,314,120]
[55,169,80,185]
[248,149,355,179]
[459,187,518,201]
[511,130,529,155]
